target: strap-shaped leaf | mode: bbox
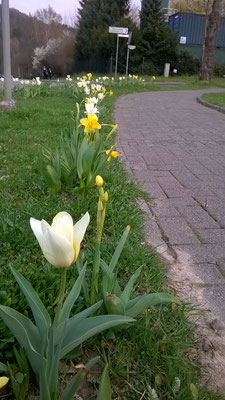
[108,226,130,272]
[120,266,143,307]
[58,265,86,324]
[76,255,89,304]
[56,301,103,345]
[0,305,42,375]
[0,362,8,373]
[126,293,179,318]
[97,363,112,400]
[61,356,100,400]
[10,267,51,336]
[60,315,135,358]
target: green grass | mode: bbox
[201,92,225,107]
[0,81,224,399]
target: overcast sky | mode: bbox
[9,0,141,22]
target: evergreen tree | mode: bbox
[75,0,130,60]
[140,0,178,74]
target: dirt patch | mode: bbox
[165,249,225,393]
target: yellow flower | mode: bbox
[32,78,35,82]
[92,89,97,94]
[80,114,101,135]
[87,73,92,78]
[105,149,118,161]
[102,87,106,93]
[109,90,113,96]
[152,76,156,80]
[0,377,9,389]
[85,98,91,103]
[30,212,90,268]
[82,75,87,80]
[96,175,103,187]
[109,124,118,129]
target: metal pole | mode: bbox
[2,0,12,102]
[115,34,119,77]
[110,55,113,74]
[125,46,130,77]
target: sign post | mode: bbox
[126,45,136,77]
[109,26,128,77]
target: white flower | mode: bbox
[85,102,98,114]
[98,92,104,100]
[89,96,98,105]
[30,211,90,268]
[91,84,96,90]
[67,75,71,78]
[96,78,99,82]
[85,87,90,95]
[119,77,122,81]
[96,84,102,92]
[111,77,114,81]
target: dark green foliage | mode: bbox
[140,0,178,74]
[214,63,225,77]
[75,0,130,61]
[176,50,200,75]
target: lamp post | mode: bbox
[126,45,136,77]
[1,0,14,108]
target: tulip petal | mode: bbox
[51,212,74,246]
[0,376,9,389]
[73,212,90,260]
[41,221,74,268]
[30,217,47,249]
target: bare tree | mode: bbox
[199,0,223,81]
[171,0,212,14]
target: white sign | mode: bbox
[180,36,187,44]
[109,26,128,35]
[128,45,136,50]
[118,34,129,38]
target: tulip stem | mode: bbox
[53,268,67,326]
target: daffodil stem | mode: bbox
[53,268,67,326]
[90,239,100,306]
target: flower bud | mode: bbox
[104,191,109,202]
[99,201,104,211]
[96,175,103,187]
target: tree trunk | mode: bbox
[199,0,223,81]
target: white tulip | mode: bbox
[30,211,90,268]
[98,92,104,100]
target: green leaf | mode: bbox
[97,363,112,400]
[126,293,179,318]
[61,356,100,400]
[56,301,103,345]
[0,361,8,373]
[10,267,51,337]
[58,265,86,324]
[60,315,135,358]
[42,164,61,193]
[108,226,130,272]
[190,383,198,400]
[120,266,142,307]
[0,305,42,376]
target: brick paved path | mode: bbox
[115,90,225,321]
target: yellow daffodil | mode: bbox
[80,114,101,134]
[0,377,9,389]
[92,89,97,94]
[87,73,92,78]
[82,75,87,80]
[152,76,156,80]
[105,149,118,161]
[85,98,91,103]
[96,175,103,187]
[102,87,106,93]
[109,90,113,96]
[30,212,90,268]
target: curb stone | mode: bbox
[196,95,225,115]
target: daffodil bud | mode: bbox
[104,192,109,202]
[99,201,104,211]
[96,175,103,187]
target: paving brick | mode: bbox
[177,205,219,230]
[197,229,225,244]
[191,263,224,284]
[157,216,200,245]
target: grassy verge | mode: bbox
[201,92,225,107]
[0,82,224,399]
